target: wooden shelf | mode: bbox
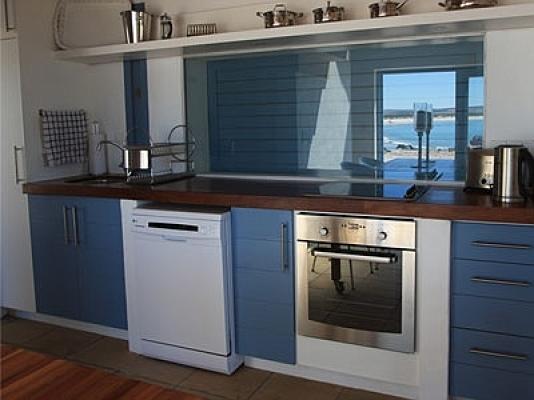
[55,4,534,64]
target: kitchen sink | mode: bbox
[65,175,126,185]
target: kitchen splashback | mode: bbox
[186,37,484,182]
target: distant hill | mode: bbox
[384,106,483,119]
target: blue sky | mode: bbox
[382,71,484,110]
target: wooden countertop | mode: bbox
[23,176,534,224]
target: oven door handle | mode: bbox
[312,250,396,264]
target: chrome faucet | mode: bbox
[97,139,125,153]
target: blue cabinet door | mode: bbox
[29,196,80,320]
[232,208,296,364]
[72,197,127,329]
[29,195,127,329]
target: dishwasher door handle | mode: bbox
[312,250,397,264]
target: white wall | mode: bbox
[485,28,534,148]
[16,0,126,181]
[142,0,534,36]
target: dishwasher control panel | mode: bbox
[131,207,228,240]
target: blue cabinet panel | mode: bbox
[79,224,127,329]
[234,238,294,272]
[232,207,295,364]
[450,363,534,400]
[234,268,293,304]
[235,299,294,336]
[452,294,534,338]
[232,208,293,241]
[453,222,534,265]
[29,195,127,329]
[452,259,534,303]
[236,327,296,365]
[30,218,80,320]
[451,328,534,375]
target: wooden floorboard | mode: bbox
[0,345,204,400]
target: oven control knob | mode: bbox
[319,227,329,237]
[378,232,388,241]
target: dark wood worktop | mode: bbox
[23,176,534,224]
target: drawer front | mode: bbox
[452,295,534,338]
[450,363,534,400]
[453,259,534,303]
[232,208,293,241]
[235,299,294,336]
[452,328,534,375]
[453,222,534,265]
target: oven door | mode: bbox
[297,241,415,353]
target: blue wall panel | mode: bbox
[124,59,150,145]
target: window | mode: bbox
[185,37,484,182]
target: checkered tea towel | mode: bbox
[39,109,89,167]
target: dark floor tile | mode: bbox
[250,373,342,400]
[24,326,102,358]
[180,366,271,400]
[1,318,56,345]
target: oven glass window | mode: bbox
[307,243,403,334]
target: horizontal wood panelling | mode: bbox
[204,39,483,174]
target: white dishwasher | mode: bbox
[124,204,242,374]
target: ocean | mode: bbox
[383,119,483,151]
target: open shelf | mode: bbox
[55,4,534,64]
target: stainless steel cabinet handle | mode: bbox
[471,277,531,288]
[472,241,531,250]
[13,146,26,184]
[280,223,288,272]
[469,348,528,362]
[4,0,15,32]
[313,250,396,264]
[72,207,79,247]
[63,206,70,245]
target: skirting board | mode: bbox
[13,311,128,340]
[244,357,417,400]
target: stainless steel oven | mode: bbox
[296,213,416,353]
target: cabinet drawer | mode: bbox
[452,328,534,375]
[450,362,534,400]
[453,222,534,264]
[453,259,534,303]
[232,208,293,241]
[452,295,534,338]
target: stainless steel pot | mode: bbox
[369,0,410,18]
[257,4,304,28]
[438,0,498,11]
[313,1,344,24]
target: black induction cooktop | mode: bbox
[304,181,430,201]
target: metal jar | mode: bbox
[257,4,304,28]
[121,10,153,43]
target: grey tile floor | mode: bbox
[1,316,402,400]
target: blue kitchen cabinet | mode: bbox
[450,222,534,400]
[28,195,127,329]
[231,208,296,364]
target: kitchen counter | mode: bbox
[23,176,534,224]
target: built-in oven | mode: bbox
[296,213,416,353]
